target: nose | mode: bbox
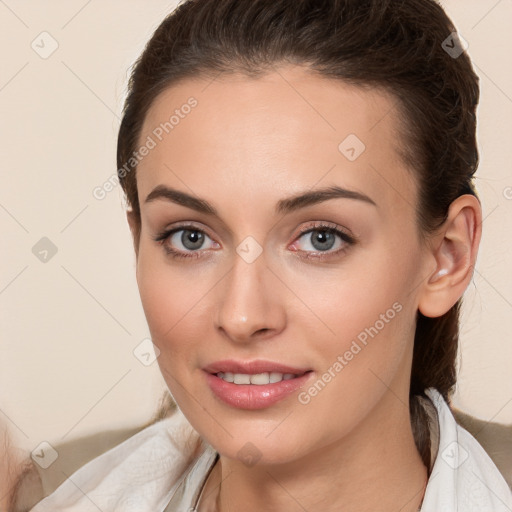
[214,250,286,344]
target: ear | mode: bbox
[418,194,482,318]
[126,209,140,260]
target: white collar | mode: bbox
[421,387,512,511]
[30,388,512,512]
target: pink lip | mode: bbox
[202,359,311,375]
[203,359,314,410]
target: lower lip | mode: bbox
[204,371,314,410]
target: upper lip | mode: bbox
[203,359,312,375]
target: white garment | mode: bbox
[29,388,512,512]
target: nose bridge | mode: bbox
[215,247,285,342]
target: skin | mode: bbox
[0,424,24,512]
[127,64,481,512]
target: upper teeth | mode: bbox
[217,372,298,385]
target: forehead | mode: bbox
[136,65,417,219]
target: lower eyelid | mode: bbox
[298,246,350,261]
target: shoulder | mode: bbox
[17,409,202,512]
[451,405,512,488]
[423,388,512,510]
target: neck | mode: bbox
[202,387,428,512]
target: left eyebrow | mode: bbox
[143,184,377,216]
[275,185,377,214]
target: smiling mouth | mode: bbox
[214,370,312,385]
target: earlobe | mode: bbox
[418,194,482,318]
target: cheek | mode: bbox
[137,251,172,338]
[136,264,200,398]
[136,249,202,351]
[289,245,416,382]
[289,266,414,437]
[135,245,220,388]
[290,252,403,334]
[300,276,406,379]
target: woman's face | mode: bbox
[132,65,431,464]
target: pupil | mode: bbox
[182,230,204,250]
[311,230,335,251]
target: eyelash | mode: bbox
[152,222,356,261]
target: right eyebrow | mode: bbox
[144,185,218,215]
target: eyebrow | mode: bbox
[144,184,377,216]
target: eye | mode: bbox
[153,221,356,261]
[153,224,219,260]
[290,222,355,260]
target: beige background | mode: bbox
[0,0,511,456]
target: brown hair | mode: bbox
[117,0,480,471]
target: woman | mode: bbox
[12,0,512,510]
